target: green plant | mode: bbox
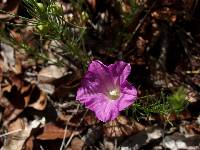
[167,86,187,113]
[127,87,188,122]
[0,0,90,65]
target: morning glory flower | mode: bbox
[76,60,137,122]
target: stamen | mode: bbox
[108,89,120,100]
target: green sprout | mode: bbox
[167,86,188,113]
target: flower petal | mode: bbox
[76,72,102,100]
[118,81,137,111]
[81,93,107,111]
[88,60,108,73]
[108,61,131,84]
[77,92,119,122]
[88,60,115,91]
[94,101,120,122]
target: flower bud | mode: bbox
[36,3,44,12]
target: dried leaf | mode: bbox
[1,118,41,150]
[121,127,163,149]
[83,112,98,126]
[182,123,200,135]
[36,123,78,140]
[38,65,67,83]
[87,0,96,11]
[103,116,145,137]
[0,65,2,83]
[37,83,55,94]
[0,43,15,72]
[0,96,24,126]
[0,0,20,19]
[70,137,85,150]
[1,76,48,126]
[24,136,34,150]
[163,132,200,150]
[28,90,47,110]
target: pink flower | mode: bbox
[76,60,137,122]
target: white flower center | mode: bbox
[108,89,120,100]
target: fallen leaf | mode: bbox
[37,83,55,94]
[0,65,2,82]
[0,43,15,72]
[1,76,48,125]
[120,127,164,149]
[0,0,21,19]
[38,65,67,83]
[0,96,24,126]
[87,0,96,11]
[163,132,200,150]
[6,76,47,110]
[24,136,34,150]
[1,117,42,150]
[70,137,85,150]
[83,112,98,126]
[183,123,200,135]
[103,116,145,137]
[36,123,78,140]
[28,90,47,110]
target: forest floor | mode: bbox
[0,0,200,149]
